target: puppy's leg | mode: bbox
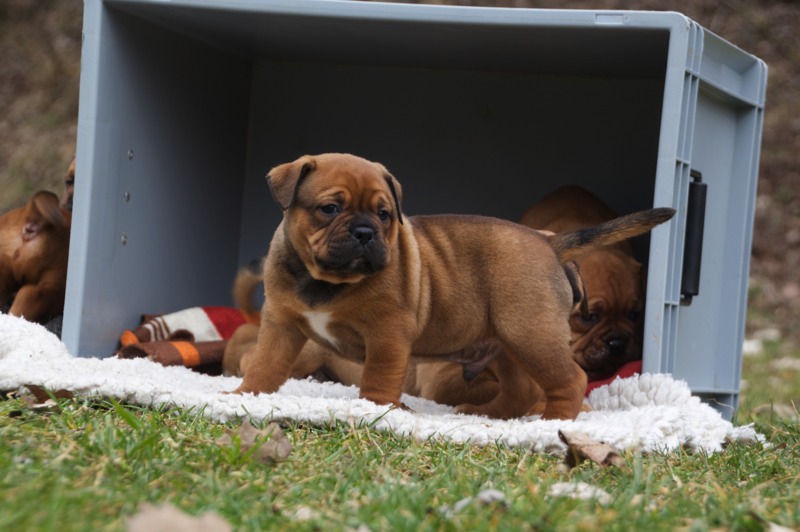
[491,267,587,420]
[8,282,65,323]
[414,362,500,407]
[454,354,540,419]
[503,335,586,420]
[222,323,259,377]
[289,341,332,379]
[318,353,363,386]
[360,337,412,408]
[233,320,307,395]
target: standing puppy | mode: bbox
[0,191,71,323]
[222,266,506,404]
[520,185,649,381]
[233,153,673,420]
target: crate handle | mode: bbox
[681,170,707,304]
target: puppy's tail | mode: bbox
[232,262,264,324]
[549,208,675,262]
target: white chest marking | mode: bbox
[303,311,338,347]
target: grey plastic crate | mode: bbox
[65,0,766,419]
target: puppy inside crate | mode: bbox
[0,157,74,336]
[225,154,673,420]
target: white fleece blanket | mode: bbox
[0,314,763,453]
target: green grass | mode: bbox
[739,340,800,423]
[1,383,799,531]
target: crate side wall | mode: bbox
[65,2,251,356]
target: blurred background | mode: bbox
[1,0,797,414]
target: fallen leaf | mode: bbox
[559,430,624,468]
[216,421,292,465]
[9,396,62,418]
[25,384,74,403]
[126,502,231,532]
[25,398,61,413]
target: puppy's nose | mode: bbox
[351,226,374,245]
[606,337,628,355]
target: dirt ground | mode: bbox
[1,0,797,345]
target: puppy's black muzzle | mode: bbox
[351,225,375,246]
[319,220,387,277]
[606,336,629,356]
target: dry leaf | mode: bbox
[559,430,624,468]
[25,384,74,403]
[126,502,231,532]
[24,398,60,413]
[9,399,61,418]
[7,385,75,417]
[216,421,292,464]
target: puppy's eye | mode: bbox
[581,313,599,325]
[319,204,340,216]
[378,209,391,222]
[629,309,642,321]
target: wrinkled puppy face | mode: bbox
[567,250,644,381]
[268,153,403,285]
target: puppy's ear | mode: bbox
[563,261,589,319]
[22,191,67,241]
[382,170,404,225]
[267,156,316,210]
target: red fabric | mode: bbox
[585,360,643,395]
[202,306,249,340]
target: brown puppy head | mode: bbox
[61,158,76,212]
[567,248,644,381]
[267,153,403,284]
